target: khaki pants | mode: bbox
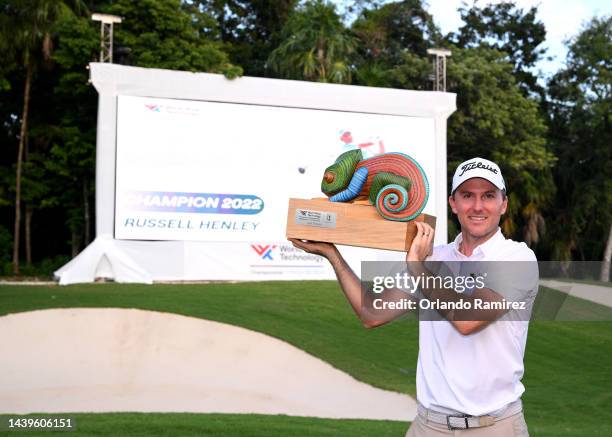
[405,412,529,437]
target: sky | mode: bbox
[425,0,611,77]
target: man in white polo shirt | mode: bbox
[290,157,538,436]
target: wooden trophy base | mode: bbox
[286,198,436,252]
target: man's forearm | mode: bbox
[327,249,413,327]
[326,249,364,319]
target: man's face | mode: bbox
[449,178,507,240]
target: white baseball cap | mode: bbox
[451,157,506,194]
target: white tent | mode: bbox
[55,63,455,284]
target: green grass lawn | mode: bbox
[0,282,611,436]
[0,413,406,436]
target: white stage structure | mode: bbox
[55,63,455,284]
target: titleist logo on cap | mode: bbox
[459,161,499,177]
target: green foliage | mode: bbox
[0,0,88,273]
[351,0,440,87]
[0,164,12,208]
[45,125,96,240]
[221,64,243,79]
[267,0,356,83]
[103,0,236,74]
[546,16,612,261]
[0,62,13,91]
[0,0,86,66]
[353,0,440,61]
[0,224,11,272]
[446,47,555,244]
[385,51,431,90]
[451,1,547,97]
[357,37,556,245]
[44,10,99,250]
[15,254,70,277]
[0,0,609,268]
[189,0,297,76]
[52,11,98,71]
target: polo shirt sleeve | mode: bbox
[481,243,539,305]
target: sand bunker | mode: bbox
[0,308,416,421]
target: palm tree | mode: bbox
[267,0,356,84]
[0,0,85,274]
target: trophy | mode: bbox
[286,149,436,251]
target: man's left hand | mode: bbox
[407,221,434,262]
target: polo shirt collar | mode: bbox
[453,227,504,258]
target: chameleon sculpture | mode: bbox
[321,149,429,221]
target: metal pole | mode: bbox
[427,49,451,92]
[109,23,113,63]
[99,22,104,62]
[92,13,122,63]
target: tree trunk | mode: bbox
[12,62,33,275]
[24,126,31,266]
[83,176,91,246]
[25,205,32,265]
[601,223,612,282]
[317,39,326,81]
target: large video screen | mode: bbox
[115,95,436,241]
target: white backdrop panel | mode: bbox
[115,95,436,242]
[56,64,455,284]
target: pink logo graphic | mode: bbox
[145,104,161,112]
[340,130,385,157]
[340,131,353,144]
[251,244,276,260]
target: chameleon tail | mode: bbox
[368,172,412,204]
[369,173,416,221]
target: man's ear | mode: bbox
[449,195,457,214]
[500,194,508,215]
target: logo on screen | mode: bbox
[251,244,276,260]
[339,129,385,159]
[143,103,198,116]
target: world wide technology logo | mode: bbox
[250,244,326,263]
[143,103,198,116]
[251,244,276,260]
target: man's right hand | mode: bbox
[288,238,338,260]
